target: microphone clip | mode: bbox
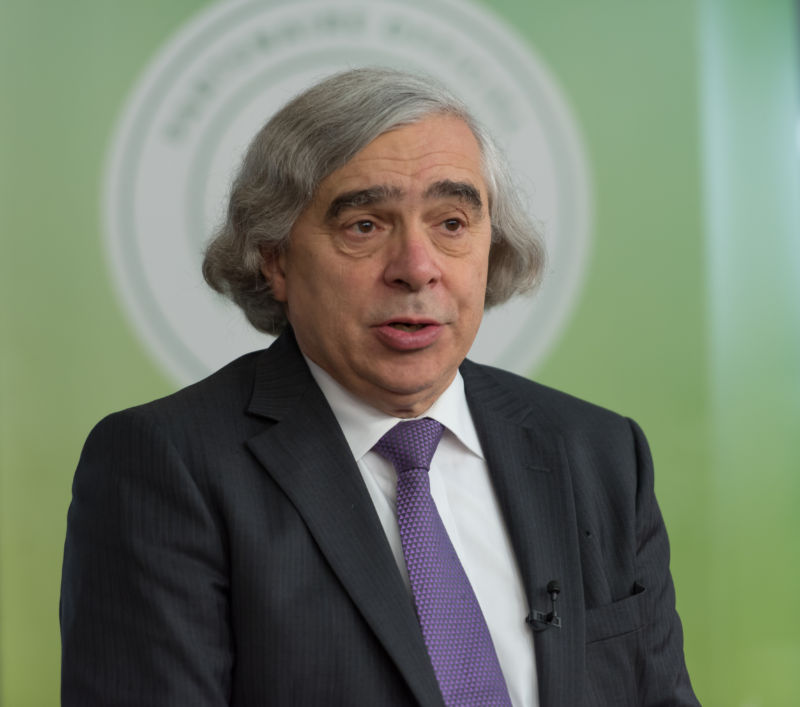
[526,580,562,630]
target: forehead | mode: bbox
[315,114,487,204]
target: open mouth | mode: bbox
[376,319,442,349]
[388,322,428,332]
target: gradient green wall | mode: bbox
[2,1,798,704]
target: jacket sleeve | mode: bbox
[628,417,700,706]
[60,408,232,706]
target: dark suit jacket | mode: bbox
[61,330,699,706]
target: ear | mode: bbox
[259,246,288,302]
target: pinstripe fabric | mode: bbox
[61,330,699,706]
[461,360,699,706]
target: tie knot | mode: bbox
[373,418,444,474]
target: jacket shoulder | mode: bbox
[87,349,267,445]
[460,358,631,434]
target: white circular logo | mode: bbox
[104,0,591,385]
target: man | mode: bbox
[61,68,699,705]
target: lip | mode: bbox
[373,319,444,351]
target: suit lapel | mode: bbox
[461,360,587,706]
[246,333,443,707]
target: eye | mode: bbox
[441,218,464,233]
[351,220,375,235]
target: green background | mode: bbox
[2,0,798,704]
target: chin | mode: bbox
[377,365,451,397]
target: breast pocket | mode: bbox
[585,582,647,644]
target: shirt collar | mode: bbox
[304,356,485,463]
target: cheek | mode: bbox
[290,266,371,330]
[459,257,490,306]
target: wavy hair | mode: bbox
[203,67,545,334]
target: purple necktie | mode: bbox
[373,418,512,707]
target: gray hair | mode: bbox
[203,66,545,334]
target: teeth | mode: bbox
[390,323,425,332]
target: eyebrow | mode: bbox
[326,186,403,219]
[423,180,483,212]
[325,180,484,220]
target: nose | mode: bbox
[382,224,442,291]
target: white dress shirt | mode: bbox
[305,359,539,707]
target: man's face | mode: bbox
[262,114,492,417]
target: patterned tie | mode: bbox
[373,418,512,707]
